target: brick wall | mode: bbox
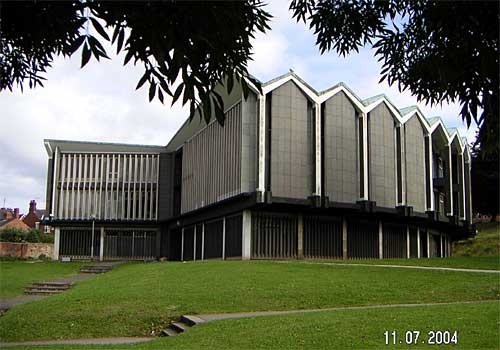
[0,242,53,259]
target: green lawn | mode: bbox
[312,256,500,270]
[0,261,498,342]
[6,301,499,350]
[454,222,500,257]
[0,261,83,298]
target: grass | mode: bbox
[0,261,83,298]
[453,222,500,257]
[314,256,500,270]
[6,300,500,349]
[0,260,498,342]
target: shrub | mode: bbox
[0,228,53,243]
[26,229,42,242]
[40,232,54,243]
[0,228,27,242]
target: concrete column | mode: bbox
[446,145,453,216]
[257,94,266,192]
[297,214,304,259]
[465,160,472,222]
[51,146,60,218]
[378,221,383,259]
[193,226,197,261]
[427,136,435,211]
[361,113,369,200]
[406,225,410,259]
[458,153,465,219]
[440,234,443,258]
[342,217,348,260]
[417,227,421,258]
[222,217,226,260]
[242,210,252,260]
[314,103,322,196]
[53,227,60,260]
[181,228,184,261]
[201,223,205,260]
[99,227,105,261]
[427,231,430,258]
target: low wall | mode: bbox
[0,242,53,259]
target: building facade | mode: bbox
[44,71,474,261]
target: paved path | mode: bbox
[0,295,47,314]
[280,261,500,274]
[0,337,154,347]
[1,300,497,347]
[0,261,124,314]
[195,299,499,322]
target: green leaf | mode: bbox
[90,17,110,41]
[158,88,164,104]
[88,35,109,59]
[69,36,85,55]
[172,83,184,106]
[124,49,134,65]
[149,81,156,102]
[202,96,211,122]
[136,71,150,90]
[227,74,234,94]
[81,41,91,68]
[117,29,125,54]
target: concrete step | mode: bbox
[161,328,179,337]
[80,265,113,273]
[170,321,190,333]
[24,281,72,295]
[180,315,205,326]
[24,288,65,295]
[31,283,70,290]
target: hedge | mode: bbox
[0,228,54,243]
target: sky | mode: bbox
[0,1,477,213]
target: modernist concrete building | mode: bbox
[44,71,473,261]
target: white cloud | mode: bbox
[0,50,187,212]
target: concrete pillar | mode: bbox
[181,228,184,261]
[53,227,60,261]
[427,231,430,258]
[440,234,443,258]
[99,227,105,261]
[446,145,453,216]
[406,225,410,259]
[314,103,322,196]
[361,113,369,200]
[297,214,304,259]
[242,210,252,260]
[222,217,226,260]
[417,227,421,258]
[201,223,205,260]
[378,221,383,259]
[257,94,266,192]
[342,217,348,260]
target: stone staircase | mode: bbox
[80,264,114,274]
[24,281,71,295]
[161,315,205,337]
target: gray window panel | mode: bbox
[368,104,397,208]
[269,81,313,199]
[404,116,426,212]
[180,103,243,214]
[52,151,160,221]
[323,92,359,203]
